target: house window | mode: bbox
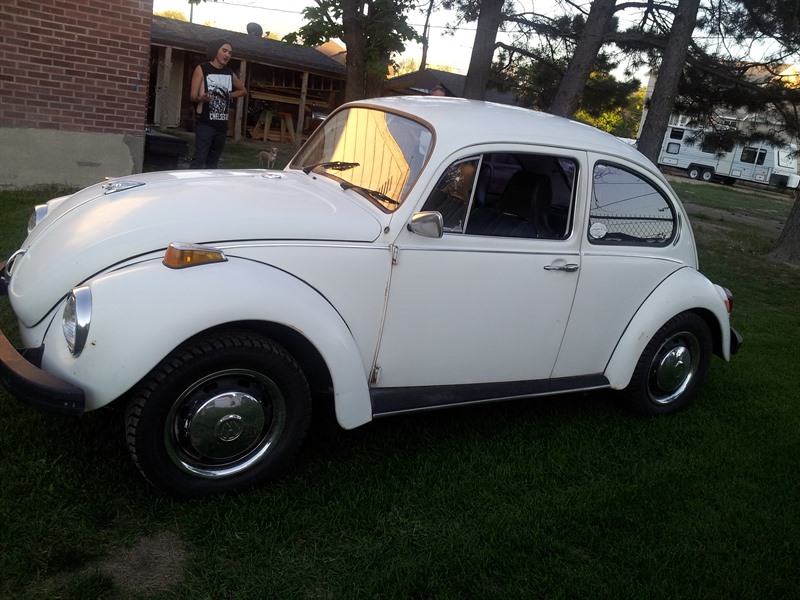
[589,163,675,246]
[666,142,680,154]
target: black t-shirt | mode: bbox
[196,62,234,129]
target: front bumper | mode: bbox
[0,259,86,415]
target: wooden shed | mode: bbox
[149,16,346,145]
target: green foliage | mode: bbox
[493,47,641,124]
[575,85,645,137]
[284,0,421,76]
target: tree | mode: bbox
[285,0,420,101]
[462,0,505,99]
[155,10,188,21]
[636,0,702,163]
[548,0,618,117]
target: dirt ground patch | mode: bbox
[681,201,785,238]
[665,174,788,238]
[98,529,188,595]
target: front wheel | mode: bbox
[622,312,712,416]
[125,331,311,497]
[687,166,701,180]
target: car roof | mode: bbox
[350,96,653,170]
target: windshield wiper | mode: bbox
[302,161,360,175]
[340,181,400,206]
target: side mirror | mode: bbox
[407,211,443,238]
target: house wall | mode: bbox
[0,0,153,189]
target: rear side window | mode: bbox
[589,163,675,246]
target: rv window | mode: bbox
[666,142,680,154]
[669,128,684,140]
[778,148,796,168]
[700,138,716,154]
[740,147,767,165]
[701,132,735,154]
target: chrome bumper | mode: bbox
[0,259,85,415]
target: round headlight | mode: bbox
[63,286,92,356]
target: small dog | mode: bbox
[258,148,278,169]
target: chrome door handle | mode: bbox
[544,263,579,272]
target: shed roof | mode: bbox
[151,16,346,78]
[385,68,520,106]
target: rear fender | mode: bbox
[39,257,372,429]
[604,268,731,390]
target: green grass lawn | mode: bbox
[0,169,798,599]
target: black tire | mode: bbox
[701,169,714,182]
[622,312,712,416]
[125,331,311,497]
[687,166,701,180]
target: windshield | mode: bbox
[291,107,433,212]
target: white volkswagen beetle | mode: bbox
[0,97,741,497]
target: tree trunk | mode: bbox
[420,0,435,71]
[463,0,504,100]
[637,0,702,163]
[341,0,368,101]
[548,0,618,118]
[769,191,800,262]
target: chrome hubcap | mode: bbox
[188,391,266,459]
[655,346,691,393]
[165,369,287,479]
[649,332,700,405]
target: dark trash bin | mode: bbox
[144,129,188,171]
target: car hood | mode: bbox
[9,169,383,325]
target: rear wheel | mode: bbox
[622,312,712,416]
[701,169,714,182]
[125,331,311,497]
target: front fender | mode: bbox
[39,257,372,429]
[604,267,732,390]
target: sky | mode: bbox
[151,0,480,74]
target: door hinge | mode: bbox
[391,245,399,265]
[370,365,381,385]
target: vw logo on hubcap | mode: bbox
[215,414,244,442]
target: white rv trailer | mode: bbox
[657,125,800,188]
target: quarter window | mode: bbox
[589,163,675,246]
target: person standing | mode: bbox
[190,38,247,169]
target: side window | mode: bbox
[421,158,478,232]
[666,142,680,154]
[669,128,684,140]
[589,163,675,246]
[465,153,577,240]
[421,152,578,240]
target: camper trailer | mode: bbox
[657,126,800,188]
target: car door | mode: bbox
[372,148,586,391]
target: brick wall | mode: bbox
[0,0,153,135]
